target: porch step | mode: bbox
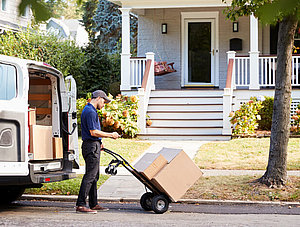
[138,134,231,141]
[137,89,230,141]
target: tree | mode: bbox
[223,0,299,187]
[81,0,98,40]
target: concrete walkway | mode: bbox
[71,140,298,201]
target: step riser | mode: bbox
[148,105,223,111]
[138,135,231,141]
[148,112,223,119]
[146,128,223,134]
[150,90,224,97]
[149,98,223,105]
[150,120,223,127]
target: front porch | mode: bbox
[116,3,300,139]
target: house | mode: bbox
[0,0,31,33]
[42,18,89,47]
[109,0,300,140]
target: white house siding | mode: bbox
[0,0,31,30]
[137,7,270,89]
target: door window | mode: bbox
[0,64,17,100]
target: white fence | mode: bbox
[232,55,300,87]
[130,57,147,88]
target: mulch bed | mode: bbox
[232,130,300,138]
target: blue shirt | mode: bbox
[81,103,101,141]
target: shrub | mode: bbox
[258,96,274,130]
[291,108,300,134]
[76,94,139,138]
[230,97,263,135]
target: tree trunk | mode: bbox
[259,14,298,187]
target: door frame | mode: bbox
[181,12,219,87]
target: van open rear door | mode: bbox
[0,61,28,176]
[65,75,79,169]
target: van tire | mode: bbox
[0,187,25,204]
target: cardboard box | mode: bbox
[28,108,36,125]
[29,125,53,160]
[151,148,203,202]
[53,137,63,159]
[134,153,168,180]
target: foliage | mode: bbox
[99,94,139,138]
[92,0,138,54]
[25,174,109,195]
[0,28,84,80]
[230,97,263,135]
[81,0,98,39]
[76,94,139,138]
[291,108,300,134]
[222,0,300,23]
[258,96,274,130]
[78,43,113,97]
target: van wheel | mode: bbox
[0,187,25,204]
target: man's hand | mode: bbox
[111,132,120,139]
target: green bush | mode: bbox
[76,94,139,138]
[230,97,263,135]
[258,96,274,130]
[0,28,84,82]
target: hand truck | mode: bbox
[102,148,171,214]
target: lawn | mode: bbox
[195,138,300,170]
[78,138,152,166]
[184,175,300,202]
[25,174,109,195]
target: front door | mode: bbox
[182,12,219,87]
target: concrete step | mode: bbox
[146,127,223,135]
[147,104,223,111]
[138,134,231,141]
[147,111,223,119]
[149,97,223,105]
[149,119,223,127]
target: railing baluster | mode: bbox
[296,57,299,85]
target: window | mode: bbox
[0,64,17,100]
[1,0,6,11]
[21,6,29,17]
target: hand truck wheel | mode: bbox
[151,195,169,214]
[140,192,154,211]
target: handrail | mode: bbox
[141,59,152,89]
[225,59,234,88]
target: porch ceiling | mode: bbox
[109,0,231,9]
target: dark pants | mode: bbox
[76,140,101,208]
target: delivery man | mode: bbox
[76,90,120,214]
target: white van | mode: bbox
[0,54,79,203]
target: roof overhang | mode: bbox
[109,0,232,9]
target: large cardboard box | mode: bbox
[29,125,53,160]
[151,148,203,202]
[28,108,36,125]
[134,153,168,180]
[53,137,63,159]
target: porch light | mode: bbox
[162,23,167,34]
[233,22,239,32]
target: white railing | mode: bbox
[130,57,147,87]
[228,52,300,88]
[235,56,250,86]
[259,56,277,86]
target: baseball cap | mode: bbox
[91,90,111,103]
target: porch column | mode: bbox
[249,13,260,90]
[120,8,131,91]
[227,51,236,89]
[145,52,155,90]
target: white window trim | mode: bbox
[1,0,7,12]
[181,11,219,87]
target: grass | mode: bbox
[184,175,300,202]
[195,138,300,170]
[25,174,109,195]
[78,138,152,166]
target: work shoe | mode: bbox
[76,206,97,214]
[91,204,109,211]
